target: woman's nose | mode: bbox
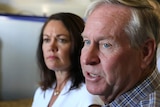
[50,39,58,51]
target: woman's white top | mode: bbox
[32,79,103,107]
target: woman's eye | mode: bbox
[84,40,91,45]
[43,38,50,43]
[58,38,68,43]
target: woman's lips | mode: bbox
[47,55,58,59]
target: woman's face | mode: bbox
[42,20,71,71]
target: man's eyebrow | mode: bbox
[81,33,115,42]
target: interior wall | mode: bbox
[0,0,91,17]
[0,16,45,100]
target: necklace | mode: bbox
[53,90,60,96]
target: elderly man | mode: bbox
[81,0,160,106]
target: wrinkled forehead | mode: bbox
[89,3,131,23]
[85,4,132,35]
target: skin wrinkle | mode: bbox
[86,4,132,41]
[81,3,146,104]
[80,0,160,106]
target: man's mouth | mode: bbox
[87,72,101,79]
[88,73,100,78]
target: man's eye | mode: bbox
[84,40,91,45]
[102,43,111,48]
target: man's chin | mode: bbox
[86,85,101,95]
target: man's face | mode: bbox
[81,4,143,99]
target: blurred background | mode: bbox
[0,0,160,102]
[0,0,91,101]
[0,0,91,17]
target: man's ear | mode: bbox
[140,39,156,69]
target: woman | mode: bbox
[32,12,103,107]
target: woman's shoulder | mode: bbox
[78,83,92,93]
[78,83,99,97]
[33,87,44,101]
[35,87,43,93]
[34,87,45,96]
[69,83,103,105]
[32,87,54,107]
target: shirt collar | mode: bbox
[105,69,160,106]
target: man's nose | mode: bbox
[82,45,100,65]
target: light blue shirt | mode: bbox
[103,69,160,107]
